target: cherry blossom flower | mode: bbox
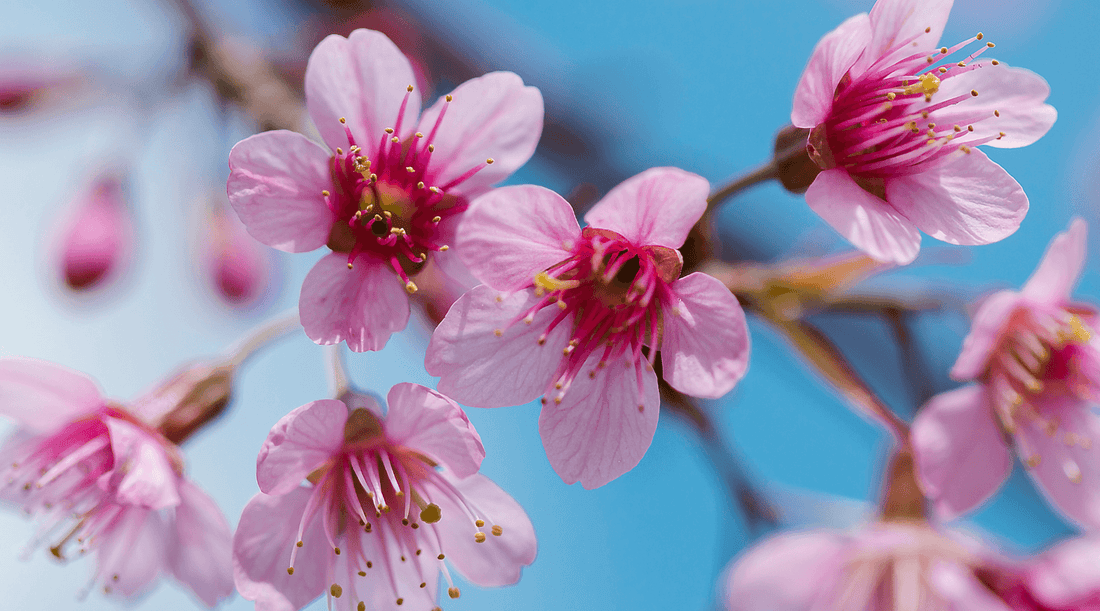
[233,384,536,611]
[726,521,1100,610]
[425,168,750,489]
[0,357,233,605]
[911,219,1100,529]
[227,28,543,352]
[57,174,132,290]
[792,0,1056,264]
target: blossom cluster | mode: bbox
[1,0,1096,609]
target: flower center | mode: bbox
[810,29,1008,183]
[322,87,494,293]
[287,406,506,608]
[512,228,681,408]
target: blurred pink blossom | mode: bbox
[792,0,1056,264]
[726,521,1100,610]
[233,384,536,611]
[205,203,270,306]
[912,219,1100,529]
[426,168,750,489]
[227,28,543,351]
[57,175,133,291]
[0,358,233,606]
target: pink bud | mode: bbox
[207,204,269,305]
[59,176,131,290]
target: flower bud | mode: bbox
[206,204,269,305]
[59,175,132,290]
[134,361,235,446]
[773,125,817,195]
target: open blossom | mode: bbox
[425,168,750,489]
[233,384,536,611]
[57,174,133,290]
[227,28,543,352]
[725,521,1100,611]
[0,358,233,605]
[911,219,1100,528]
[793,0,1056,264]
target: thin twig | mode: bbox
[706,161,779,214]
[223,308,302,368]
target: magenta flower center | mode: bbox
[286,408,502,606]
[507,228,680,408]
[809,29,1005,183]
[323,88,492,293]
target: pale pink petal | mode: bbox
[931,62,1056,149]
[416,72,543,198]
[96,506,168,599]
[1017,400,1100,530]
[792,13,872,128]
[0,357,104,432]
[257,399,348,496]
[304,29,420,154]
[349,524,438,610]
[227,130,335,253]
[723,531,848,611]
[299,254,410,353]
[426,286,572,408]
[383,383,485,479]
[538,355,660,489]
[456,185,580,291]
[867,0,953,60]
[583,167,709,249]
[432,473,536,587]
[806,169,921,264]
[927,561,1016,610]
[911,385,1012,519]
[103,418,181,511]
[950,290,1022,380]
[1022,218,1087,303]
[885,149,1027,246]
[661,272,750,398]
[1026,537,1100,607]
[169,480,234,607]
[233,488,330,611]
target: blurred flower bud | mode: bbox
[131,360,236,446]
[58,175,132,290]
[773,125,817,194]
[205,203,270,306]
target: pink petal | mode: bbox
[416,71,543,198]
[1026,537,1100,608]
[927,561,1016,611]
[1022,218,1087,304]
[383,383,485,479]
[867,0,953,60]
[950,290,1022,380]
[806,168,921,264]
[661,272,750,399]
[723,531,848,611]
[0,357,104,432]
[457,185,580,291]
[96,506,168,599]
[257,399,348,496]
[103,418,181,511]
[791,13,872,128]
[432,473,537,587]
[930,61,1056,149]
[227,130,335,253]
[233,488,331,611]
[911,385,1012,519]
[885,150,1027,246]
[426,286,572,408]
[1016,399,1100,530]
[304,29,420,155]
[583,167,709,249]
[299,254,410,353]
[537,355,660,489]
[169,480,234,607]
[345,524,438,610]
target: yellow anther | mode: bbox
[445,95,453,102]
[417,181,425,189]
[396,598,404,605]
[406,166,415,173]
[336,147,343,155]
[534,271,580,293]
[334,547,341,555]
[358,571,366,577]
[971,89,979,96]
[428,144,435,153]
[322,190,330,197]
[886,92,896,100]
[330,584,342,598]
[439,245,449,251]
[432,215,442,223]
[475,519,485,527]
[987,42,995,48]
[991,59,1000,65]
[384,128,394,134]
[287,567,295,575]
[405,281,418,294]
[976,32,984,40]
[438,553,446,560]
[492,525,503,536]
[1069,315,1092,343]
[391,136,400,143]
[494,329,503,337]
[449,587,461,599]
[940,46,948,54]
[407,85,414,92]
[359,603,366,611]
[938,67,947,74]
[339,117,347,123]
[994,110,1000,117]
[475,532,486,543]
[486,158,495,164]
[296,541,303,547]
[415,132,423,138]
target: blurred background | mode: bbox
[0,0,1096,608]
